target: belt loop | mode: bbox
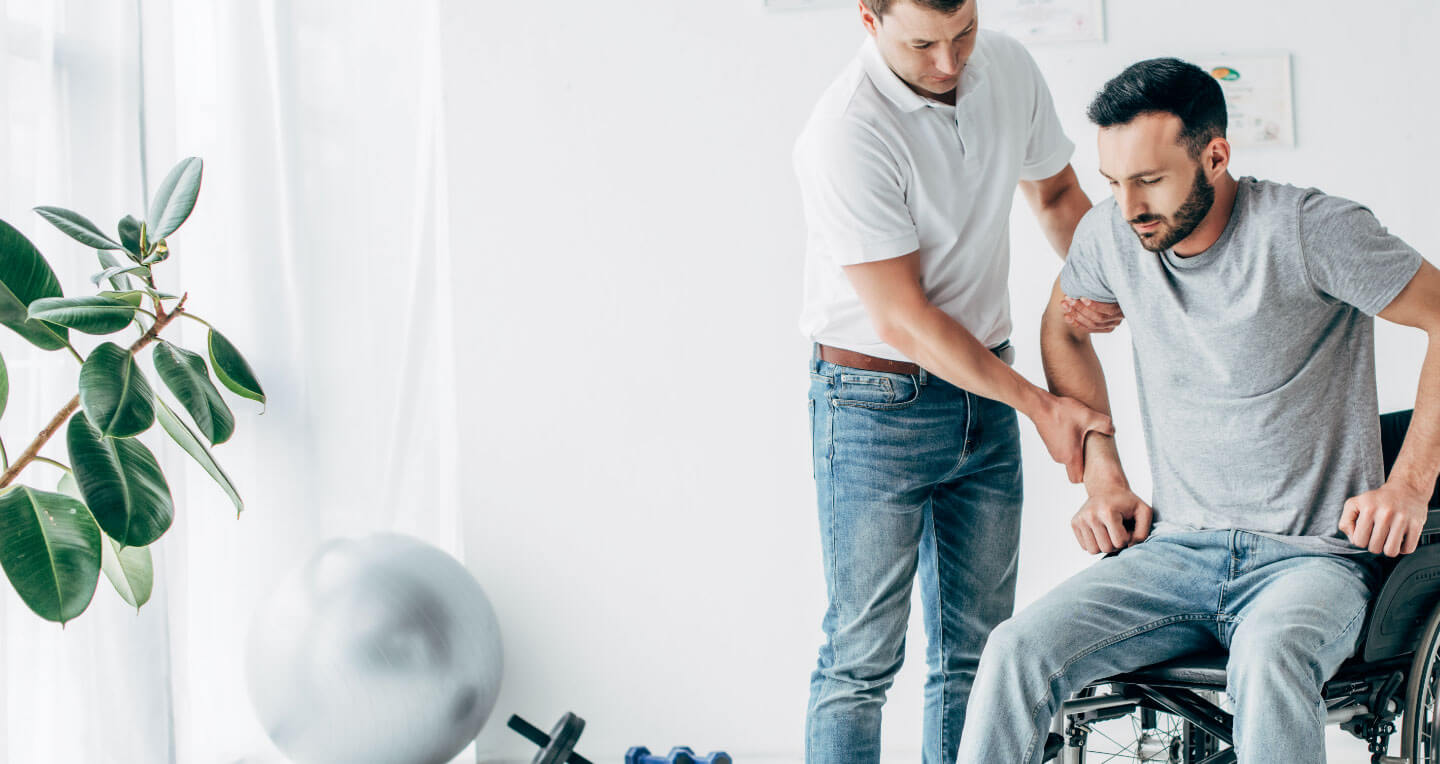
[916,367,928,385]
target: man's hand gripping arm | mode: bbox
[1041,277,1152,554]
[844,254,1113,483]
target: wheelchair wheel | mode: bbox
[1403,603,1440,763]
[1063,687,1225,763]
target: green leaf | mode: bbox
[0,486,101,624]
[55,472,149,608]
[97,250,132,290]
[100,531,153,609]
[141,241,170,266]
[117,215,143,258]
[0,219,69,350]
[29,296,137,335]
[155,397,243,515]
[98,291,144,307]
[208,329,265,405]
[153,341,234,445]
[89,264,150,287]
[33,206,123,251]
[0,349,7,422]
[79,343,155,438]
[66,413,173,547]
[146,158,203,241]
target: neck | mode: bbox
[1171,173,1238,257]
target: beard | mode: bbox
[1130,166,1216,252]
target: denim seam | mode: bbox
[1316,599,1370,653]
[1020,613,1216,762]
[936,392,975,483]
[925,497,950,759]
[832,396,919,411]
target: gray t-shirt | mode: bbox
[1061,177,1423,553]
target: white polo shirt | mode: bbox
[794,30,1074,361]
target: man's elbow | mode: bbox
[870,302,929,353]
[1040,301,1086,349]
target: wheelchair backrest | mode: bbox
[1361,410,1440,661]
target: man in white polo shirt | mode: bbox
[794,0,1120,761]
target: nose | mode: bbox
[1117,188,1147,221]
[934,47,959,76]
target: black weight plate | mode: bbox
[536,713,585,764]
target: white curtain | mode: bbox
[0,0,460,761]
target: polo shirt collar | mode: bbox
[859,35,990,113]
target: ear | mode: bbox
[860,0,881,34]
[1203,136,1231,179]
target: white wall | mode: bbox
[442,1,1438,760]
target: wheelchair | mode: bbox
[1043,410,1440,764]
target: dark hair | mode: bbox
[1086,58,1227,157]
[865,0,967,18]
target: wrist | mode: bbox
[1015,386,1054,422]
[1388,467,1438,505]
[1082,434,1128,492]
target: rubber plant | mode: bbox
[0,157,262,625]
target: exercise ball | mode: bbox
[245,534,503,764]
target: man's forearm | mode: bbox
[883,303,1050,419]
[1041,287,1126,486]
[1391,333,1440,499]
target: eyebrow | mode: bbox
[911,21,976,45]
[1099,168,1165,181]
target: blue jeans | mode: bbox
[958,529,1379,763]
[806,347,1024,764]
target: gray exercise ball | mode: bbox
[245,534,503,764]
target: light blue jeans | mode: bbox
[806,347,1024,764]
[957,529,1379,763]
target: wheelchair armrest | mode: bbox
[1362,538,1440,662]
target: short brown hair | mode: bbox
[864,0,968,17]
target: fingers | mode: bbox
[1338,498,1358,535]
[1073,516,1099,554]
[1382,512,1407,557]
[1089,413,1116,438]
[1062,298,1124,333]
[1098,511,1131,552]
[1064,451,1084,484]
[1348,498,1375,551]
[1132,501,1154,542]
[1405,516,1423,555]
[1091,300,1125,321]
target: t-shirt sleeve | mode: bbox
[1016,43,1074,182]
[1059,206,1117,303]
[1297,191,1424,316]
[793,118,918,266]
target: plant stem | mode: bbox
[32,456,71,473]
[0,294,189,490]
[179,311,213,329]
[65,343,83,364]
[0,437,8,471]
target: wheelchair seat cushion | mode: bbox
[1108,652,1229,689]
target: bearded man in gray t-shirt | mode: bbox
[957,58,1440,763]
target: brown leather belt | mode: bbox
[818,344,921,375]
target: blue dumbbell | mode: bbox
[624,745,733,764]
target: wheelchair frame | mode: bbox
[1045,411,1440,764]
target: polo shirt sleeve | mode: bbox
[1016,45,1074,182]
[1297,191,1424,316]
[1059,206,1117,303]
[793,118,919,266]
